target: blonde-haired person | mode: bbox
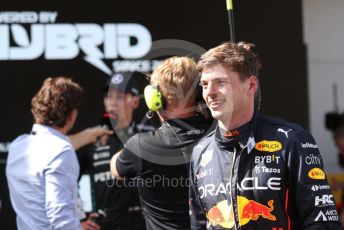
[111,56,212,230]
[150,56,198,116]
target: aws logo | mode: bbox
[308,168,325,180]
[255,140,282,152]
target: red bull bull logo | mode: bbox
[238,196,276,226]
[206,200,235,228]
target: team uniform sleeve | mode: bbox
[116,135,142,178]
[287,130,341,229]
[44,150,82,229]
[189,159,207,229]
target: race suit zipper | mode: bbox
[229,147,238,230]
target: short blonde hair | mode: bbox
[150,56,199,106]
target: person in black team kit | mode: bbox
[110,56,213,230]
[189,41,340,229]
[77,72,154,230]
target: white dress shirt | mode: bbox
[6,124,81,230]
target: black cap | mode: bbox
[103,72,139,96]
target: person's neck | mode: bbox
[160,104,196,120]
[114,121,131,130]
[219,110,254,131]
[163,110,195,120]
[52,125,69,135]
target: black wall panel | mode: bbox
[0,1,307,228]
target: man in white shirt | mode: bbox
[6,76,85,230]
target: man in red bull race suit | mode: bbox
[189,42,341,229]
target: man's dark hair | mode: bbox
[31,76,84,128]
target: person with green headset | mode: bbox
[110,56,213,230]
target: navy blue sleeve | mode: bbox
[116,134,142,178]
[288,130,341,229]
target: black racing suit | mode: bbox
[190,112,341,229]
[116,115,213,230]
[78,122,154,230]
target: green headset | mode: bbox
[144,75,203,114]
[144,85,164,112]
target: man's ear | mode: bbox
[69,109,78,123]
[248,75,259,95]
[130,96,140,109]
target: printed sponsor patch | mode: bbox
[255,140,282,152]
[315,210,338,222]
[200,150,213,167]
[255,155,281,164]
[237,196,276,226]
[207,200,235,228]
[255,166,280,174]
[237,177,281,191]
[314,194,334,207]
[277,128,292,138]
[195,168,214,179]
[305,154,321,165]
[311,184,330,191]
[308,168,325,180]
[301,142,318,149]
